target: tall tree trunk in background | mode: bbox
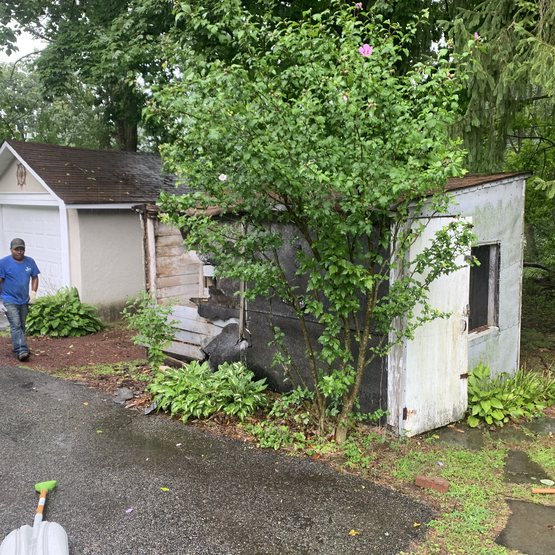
[524,221,539,261]
[115,120,138,152]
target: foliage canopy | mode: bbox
[150,0,475,442]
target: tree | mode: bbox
[446,0,555,172]
[0,60,111,148]
[0,0,176,151]
[149,0,475,443]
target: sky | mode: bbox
[0,30,46,64]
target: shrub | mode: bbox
[467,363,555,427]
[121,291,179,367]
[26,287,103,337]
[148,361,269,422]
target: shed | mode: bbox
[0,140,182,321]
[149,171,530,436]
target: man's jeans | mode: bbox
[5,302,29,356]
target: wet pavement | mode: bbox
[0,366,433,555]
[504,450,553,485]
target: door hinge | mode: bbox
[402,407,408,420]
[460,373,469,379]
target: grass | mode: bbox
[49,359,150,381]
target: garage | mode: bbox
[0,205,63,294]
[0,139,181,321]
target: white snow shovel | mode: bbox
[0,481,69,555]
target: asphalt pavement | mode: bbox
[0,366,434,555]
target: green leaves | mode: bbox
[121,291,179,368]
[148,361,268,422]
[149,0,472,440]
[26,287,103,338]
[467,363,555,427]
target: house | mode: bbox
[0,140,186,321]
[145,171,530,436]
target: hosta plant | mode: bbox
[26,287,103,337]
[148,360,269,422]
[467,363,555,427]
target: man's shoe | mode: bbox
[17,351,29,361]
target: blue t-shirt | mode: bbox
[0,255,40,305]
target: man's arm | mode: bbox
[31,276,38,292]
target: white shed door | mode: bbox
[1,206,63,295]
[401,217,470,436]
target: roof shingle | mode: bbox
[4,140,182,204]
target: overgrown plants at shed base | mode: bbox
[149,0,476,444]
[148,361,269,422]
[467,363,555,428]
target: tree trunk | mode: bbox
[524,221,538,261]
[115,120,138,152]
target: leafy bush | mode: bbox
[121,291,179,367]
[148,361,269,422]
[26,287,103,337]
[467,363,555,427]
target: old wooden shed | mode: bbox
[149,171,530,436]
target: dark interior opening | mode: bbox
[469,245,498,332]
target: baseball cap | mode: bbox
[10,238,25,249]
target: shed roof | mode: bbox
[0,140,184,205]
[445,172,531,192]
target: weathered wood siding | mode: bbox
[167,306,234,360]
[154,221,203,307]
[151,220,227,360]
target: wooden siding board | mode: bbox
[155,245,189,258]
[155,234,184,247]
[156,256,198,275]
[167,341,204,359]
[156,284,199,300]
[156,273,202,289]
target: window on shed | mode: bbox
[468,244,500,332]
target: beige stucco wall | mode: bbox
[0,159,47,193]
[74,209,145,322]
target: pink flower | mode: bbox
[358,44,373,57]
[474,32,479,39]
[355,3,362,8]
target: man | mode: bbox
[0,238,40,361]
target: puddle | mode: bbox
[521,417,555,437]
[504,450,553,484]
[429,423,484,450]
[496,500,555,555]
[489,427,533,443]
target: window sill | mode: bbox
[468,326,499,340]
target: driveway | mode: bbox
[0,366,434,555]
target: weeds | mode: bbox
[122,291,179,367]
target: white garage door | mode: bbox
[1,205,63,295]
